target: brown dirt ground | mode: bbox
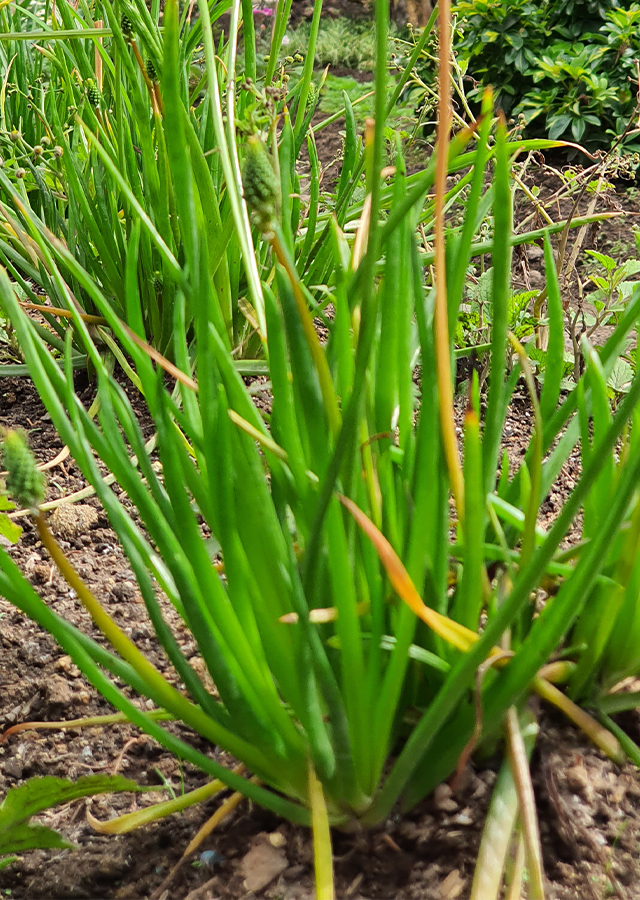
[4,23,640,900]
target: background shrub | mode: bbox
[455,0,640,146]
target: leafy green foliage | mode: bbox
[454,0,640,145]
[567,389,640,698]
[585,250,640,311]
[285,18,380,71]
[3,95,640,842]
[456,269,538,349]
[0,495,21,545]
[0,775,140,869]
[0,0,256,355]
[3,1,640,894]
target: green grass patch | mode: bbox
[286,17,383,71]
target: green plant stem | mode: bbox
[269,228,341,436]
[385,5,439,116]
[88,776,229,833]
[266,0,294,84]
[197,0,266,336]
[508,333,541,568]
[240,0,256,81]
[300,0,388,593]
[309,760,334,900]
[596,690,640,714]
[470,709,537,900]
[0,28,113,38]
[433,0,464,523]
[533,676,623,762]
[505,834,525,900]
[294,0,323,137]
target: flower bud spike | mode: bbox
[1,429,45,511]
[121,13,134,39]
[145,58,158,83]
[85,78,101,107]
[241,136,278,233]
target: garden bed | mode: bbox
[2,374,640,899]
[3,10,640,895]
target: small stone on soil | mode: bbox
[49,503,99,539]
[241,833,289,892]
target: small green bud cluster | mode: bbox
[121,13,134,38]
[242,136,278,232]
[1,429,45,510]
[2,129,62,182]
[152,271,163,293]
[85,79,101,108]
[306,82,317,114]
[145,58,158,83]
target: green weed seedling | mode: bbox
[0,775,142,871]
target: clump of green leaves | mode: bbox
[285,18,380,71]
[5,1,640,897]
[454,0,640,145]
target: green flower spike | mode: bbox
[86,79,101,108]
[242,136,278,233]
[306,82,317,113]
[120,14,134,38]
[1,429,45,511]
[145,59,158,83]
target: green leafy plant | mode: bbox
[285,17,380,71]
[0,0,319,358]
[454,0,640,146]
[0,775,141,871]
[456,271,538,352]
[584,249,640,326]
[3,1,640,897]
[516,43,624,143]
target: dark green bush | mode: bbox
[455,0,640,146]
